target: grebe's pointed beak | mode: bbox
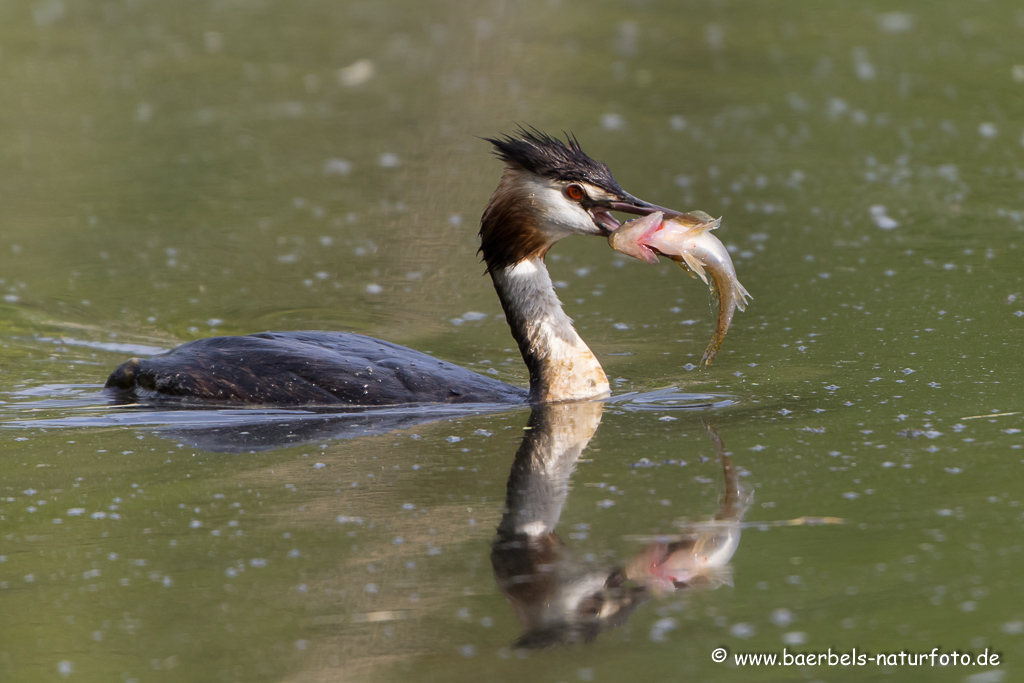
[608,193,686,221]
[590,192,685,234]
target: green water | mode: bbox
[2,0,1022,681]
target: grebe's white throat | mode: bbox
[490,258,608,403]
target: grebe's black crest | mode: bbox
[485,127,626,196]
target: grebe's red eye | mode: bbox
[565,184,586,201]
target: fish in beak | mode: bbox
[608,210,752,367]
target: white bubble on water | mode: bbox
[705,23,725,51]
[323,159,352,176]
[730,622,756,639]
[783,631,809,647]
[771,608,794,627]
[877,12,915,33]
[136,102,154,123]
[936,164,959,182]
[601,113,625,131]
[378,153,400,168]
[870,205,899,229]
[1001,620,1024,635]
[851,47,876,81]
[203,31,224,53]
[336,515,363,524]
[338,59,374,87]
[649,617,680,642]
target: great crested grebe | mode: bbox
[104,129,677,406]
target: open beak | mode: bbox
[590,192,685,234]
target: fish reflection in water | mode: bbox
[491,404,749,648]
[624,424,750,595]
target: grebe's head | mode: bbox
[480,128,678,270]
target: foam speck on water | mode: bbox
[870,205,899,230]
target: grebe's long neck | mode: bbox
[489,257,610,403]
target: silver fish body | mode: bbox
[609,211,751,366]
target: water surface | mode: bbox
[2,1,1022,681]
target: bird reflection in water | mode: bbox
[491,403,749,648]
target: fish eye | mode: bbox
[564,184,586,201]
